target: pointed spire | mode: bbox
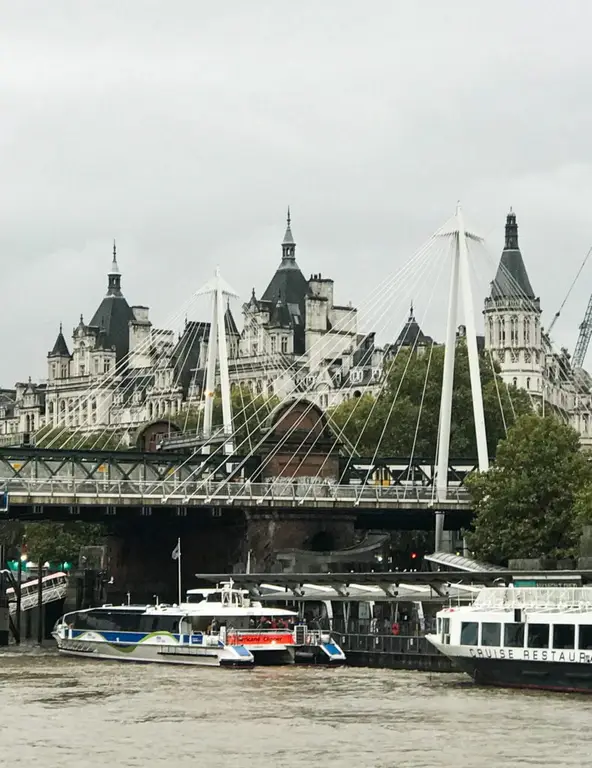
[107,239,122,297]
[490,209,535,300]
[281,207,296,264]
[505,209,519,250]
[409,300,414,321]
[49,323,71,358]
[282,207,295,248]
[110,239,120,274]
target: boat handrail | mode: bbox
[472,587,592,612]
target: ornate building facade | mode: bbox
[483,210,592,443]
[0,217,384,445]
[1,210,590,448]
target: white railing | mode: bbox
[1,477,471,507]
[7,572,68,613]
[473,587,592,612]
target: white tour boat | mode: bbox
[53,581,346,667]
[427,586,592,693]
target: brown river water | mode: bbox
[1,646,591,767]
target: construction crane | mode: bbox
[573,290,592,368]
[547,246,592,338]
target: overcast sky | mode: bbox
[2,0,592,383]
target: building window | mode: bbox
[526,377,531,389]
[80,364,85,376]
[281,336,288,354]
[500,319,506,345]
[51,364,56,379]
[512,377,518,387]
[320,394,328,408]
[524,350,531,363]
[94,359,100,374]
[510,316,518,346]
[252,343,258,356]
[510,350,518,363]
[270,336,276,354]
[524,318,531,345]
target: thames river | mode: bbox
[1,647,591,767]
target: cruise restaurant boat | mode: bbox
[52,581,346,667]
[427,587,592,693]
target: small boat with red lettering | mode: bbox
[427,586,592,693]
[53,580,346,667]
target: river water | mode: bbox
[1,647,591,767]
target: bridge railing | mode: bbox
[0,477,471,506]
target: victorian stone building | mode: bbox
[2,210,591,448]
[0,217,383,445]
[483,210,592,443]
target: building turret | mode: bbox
[483,209,542,397]
[47,323,71,380]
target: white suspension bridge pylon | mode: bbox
[196,268,239,455]
[435,204,489,551]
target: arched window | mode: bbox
[524,318,531,345]
[513,377,518,387]
[510,316,518,346]
[526,377,531,389]
[500,318,506,345]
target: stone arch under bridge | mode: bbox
[135,419,181,452]
[257,397,341,482]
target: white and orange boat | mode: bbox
[53,581,345,667]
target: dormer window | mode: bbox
[350,368,363,384]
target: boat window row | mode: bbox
[458,621,592,650]
[72,610,182,634]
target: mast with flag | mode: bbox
[171,538,181,605]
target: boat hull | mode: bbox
[426,636,592,693]
[451,655,592,694]
[53,634,252,667]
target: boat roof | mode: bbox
[77,603,297,617]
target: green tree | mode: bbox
[330,344,532,458]
[466,414,592,564]
[23,522,105,564]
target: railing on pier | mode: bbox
[338,632,436,656]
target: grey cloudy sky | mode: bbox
[2,0,592,382]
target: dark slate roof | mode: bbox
[224,306,240,337]
[89,296,135,361]
[490,210,535,299]
[393,305,433,348]
[259,215,309,353]
[262,216,308,310]
[48,325,71,358]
